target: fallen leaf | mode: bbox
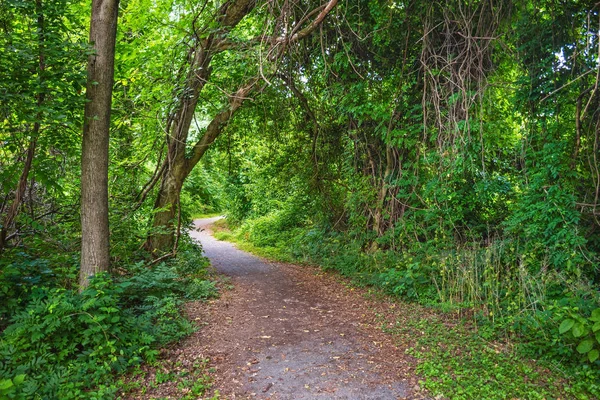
[263,382,273,393]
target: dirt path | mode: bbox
[130,217,429,399]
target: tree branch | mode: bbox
[215,0,338,52]
[277,0,337,44]
[185,78,259,173]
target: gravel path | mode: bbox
[181,217,427,400]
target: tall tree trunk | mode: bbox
[79,0,119,288]
[0,0,45,253]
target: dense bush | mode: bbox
[0,240,216,399]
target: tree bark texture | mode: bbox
[79,0,119,288]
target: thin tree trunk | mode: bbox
[147,82,254,253]
[147,164,186,253]
[79,0,119,288]
[0,0,45,253]
[0,141,37,252]
[374,145,395,237]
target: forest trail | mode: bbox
[175,217,429,399]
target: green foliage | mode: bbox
[386,315,600,399]
[0,240,216,399]
[504,142,590,275]
[559,308,600,364]
[0,0,86,197]
[1,275,150,398]
[378,260,433,301]
[0,251,79,327]
[1,0,600,397]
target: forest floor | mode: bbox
[124,217,432,399]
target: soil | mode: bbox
[126,217,430,399]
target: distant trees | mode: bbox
[0,0,45,253]
[0,0,86,254]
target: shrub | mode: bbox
[0,240,217,399]
[0,274,152,398]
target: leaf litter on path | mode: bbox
[125,217,431,400]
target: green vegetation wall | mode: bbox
[214,0,600,368]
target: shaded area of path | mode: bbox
[184,217,427,399]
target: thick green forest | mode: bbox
[1,0,600,397]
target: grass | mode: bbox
[212,220,294,262]
[382,313,597,399]
[210,219,599,399]
[191,211,224,219]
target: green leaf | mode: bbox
[576,339,594,354]
[593,321,600,333]
[591,309,600,322]
[0,379,13,390]
[559,319,574,334]
[588,349,599,363]
[12,375,25,386]
[572,323,586,338]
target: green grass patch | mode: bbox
[191,211,223,219]
[383,313,599,399]
[212,222,294,262]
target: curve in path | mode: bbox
[187,217,426,400]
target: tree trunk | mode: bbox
[146,85,253,253]
[0,140,37,252]
[79,0,119,288]
[147,163,187,253]
[374,145,395,237]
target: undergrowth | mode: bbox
[380,311,599,399]
[124,356,221,399]
[216,216,600,399]
[0,238,217,399]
